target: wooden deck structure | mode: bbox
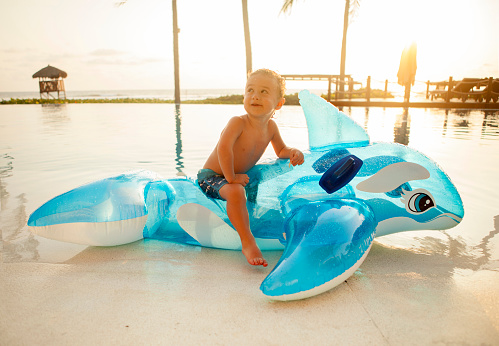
[32,65,67,100]
[282,74,388,102]
[426,77,499,103]
[283,74,499,109]
[282,74,354,102]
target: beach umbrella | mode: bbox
[32,65,67,79]
[397,42,417,102]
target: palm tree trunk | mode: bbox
[172,0,180,104]
[339,0,349,95]
[242,0,252,78]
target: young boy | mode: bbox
[197,69,305,267]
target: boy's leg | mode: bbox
[219,183,267,267]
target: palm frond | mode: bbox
[280,0,297,14]
[349,0,362,24]
[115,1,128,7]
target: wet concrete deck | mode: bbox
[1,235,498,345]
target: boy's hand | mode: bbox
[289,148,305,166]
[234,174,250,187]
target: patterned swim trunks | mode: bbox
[197,169,229,200]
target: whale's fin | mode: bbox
[260,199,376,301]
[176,203,284,250]
[299,90,370,150]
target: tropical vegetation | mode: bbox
[1,89,393,105]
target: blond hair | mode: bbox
[248,69,286,99]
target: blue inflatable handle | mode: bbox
[319,155,363,194]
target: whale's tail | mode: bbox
[28,170,174,246]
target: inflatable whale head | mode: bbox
[255,90,463,299]
[297,89,463,234]
[28,90,464,301]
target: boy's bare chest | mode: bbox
[236,127,271,153]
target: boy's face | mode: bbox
[244,73,285,118]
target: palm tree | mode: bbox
[172,0,180,104]
[242,0,252,78]
[281,0,360,94]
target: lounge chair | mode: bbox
[451,78,489,102]
[427,81,450,101]
[481,78,499,103]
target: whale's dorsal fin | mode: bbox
[298,90,370,150]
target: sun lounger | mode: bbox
[427,81,450,101]
[482,78,499,103]
[427,78,496,103]
[451,78,489,102]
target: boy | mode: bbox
[198,69,305,267]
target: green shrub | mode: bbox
[0,89,393,105]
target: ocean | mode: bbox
[0,88,326,102]
[0,89,244,101]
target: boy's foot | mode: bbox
[242,243,268,267]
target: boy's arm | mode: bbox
[217,117,248,184]
[270,121,305,166]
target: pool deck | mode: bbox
[1,237,498,345]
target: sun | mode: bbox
[346,0,480,83]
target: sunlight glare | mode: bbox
[347,0,484,84]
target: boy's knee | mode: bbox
[222,183,246,201]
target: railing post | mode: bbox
[485,77,493,103]
[446,77,453,103]
[426,80,430,99]
[384,80,388,98]
[327,77,332,102]
[348,78,353,100]
[335,77,339,100]
[366,76,371,103]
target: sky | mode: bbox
[1,0,498,92]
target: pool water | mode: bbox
[1,103,498,268]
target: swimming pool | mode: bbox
[1,103,498,269]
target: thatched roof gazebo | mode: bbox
[32,65,67,100]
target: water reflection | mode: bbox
[362,107,369,129]
[174,104,185,174]
[393,108,410,145]
[0,153,14,209]
[442,110,449,137]
[356,107,499,143]
[413,215,498,271]
[453,109,472,131]
[482,111,499,139]
[40,104,70,134]
[0,193,40,262]
[0,153,40,262]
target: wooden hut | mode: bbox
[32,65,67,99]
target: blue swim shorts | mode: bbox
[197,169,229,200]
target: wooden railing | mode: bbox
[426,77,498,103]
[281,75,390,102]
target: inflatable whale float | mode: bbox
[28,90,464,301]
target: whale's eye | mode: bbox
[406,190,435,214]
